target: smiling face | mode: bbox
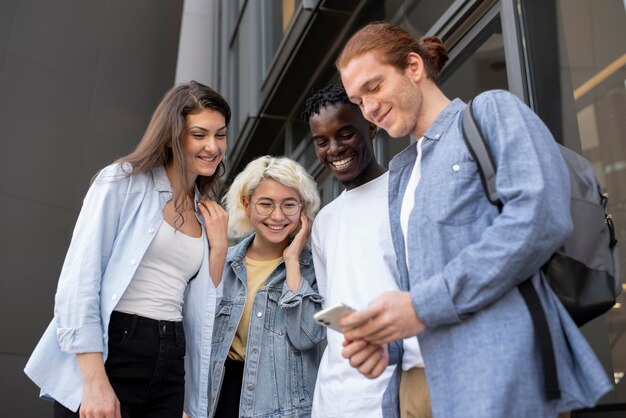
[309,102,379,190]
[181,108,227,184]
[245,179,302,249]
[340,51,423,138]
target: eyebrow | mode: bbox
[311,123,357,139]
[349,75,383,102]
[189,125,227,132]
[337,124,357,131]
[255,196,300,201]
[363,76,382,90]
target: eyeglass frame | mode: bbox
[252,198,302,216]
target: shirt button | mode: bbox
[256,312,263,318]
[112,294,118,301]
[148,228,155,233]
[248,384,254,391]
[252,347,259,353]
[130,259,137,265]
[452,164,460,172]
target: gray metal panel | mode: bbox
[0,353,52,416]
[0,193,76,354]
[7,0,105,81]
[0,52,91,210]
[0,1,184,415]
[0,0,18,70]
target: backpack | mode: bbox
[462,98,621,400]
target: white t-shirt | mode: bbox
[399,138,425,371]
[401,137,424,270]
[311,172,423,418]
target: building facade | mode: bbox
[3,0,624,416]
[210,0,626,415]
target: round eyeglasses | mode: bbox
[253,199,302,216]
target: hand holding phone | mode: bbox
[314,303,355,333]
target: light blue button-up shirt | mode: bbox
[24,163,219,415]
[386,91,612,417]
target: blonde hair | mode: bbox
[223,156,320,240]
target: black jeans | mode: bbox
[214,359,244,418]
[54,311,186,418]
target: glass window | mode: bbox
[315,170,341,208]
[384,0,456,28]
[440,17,507,100]
[554,0,626,398]
[288,117,311,154]
[261,0,301,76]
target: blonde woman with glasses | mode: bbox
[205,155,325,418]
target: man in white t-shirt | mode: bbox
[303,84,428,418]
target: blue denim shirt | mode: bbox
[208,233,324,418]
[24,163,220,416]
[386,91,612,417]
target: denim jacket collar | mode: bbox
[227,233,312,273]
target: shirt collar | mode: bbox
[423,98,465,141]
[153,165,172,192]
[152,164,202,203]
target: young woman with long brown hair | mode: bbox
[25,81,231,418]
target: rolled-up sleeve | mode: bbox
[280,262,325,350]
[54,165,129,353]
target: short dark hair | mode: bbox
[301,84,355,122]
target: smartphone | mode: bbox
[314,303,355,333]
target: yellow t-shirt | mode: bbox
[228,256,282,361]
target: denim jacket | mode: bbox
[385,91,612,417]
[207,233,324,418]
[24,163,220,416]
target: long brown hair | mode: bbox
[336,22,449,82]
[115,81,231,221]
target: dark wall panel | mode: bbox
[0,0,183,414]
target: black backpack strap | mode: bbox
[518,280,562,399]
[461,99,502,209]
[461,99,561,400]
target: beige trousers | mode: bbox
[399,367,432,418]
[399,366,571,418]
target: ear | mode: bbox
[368,122,377,140]
[241,195,250,215]
[405,52,425,83]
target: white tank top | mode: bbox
[115,221,203,321]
